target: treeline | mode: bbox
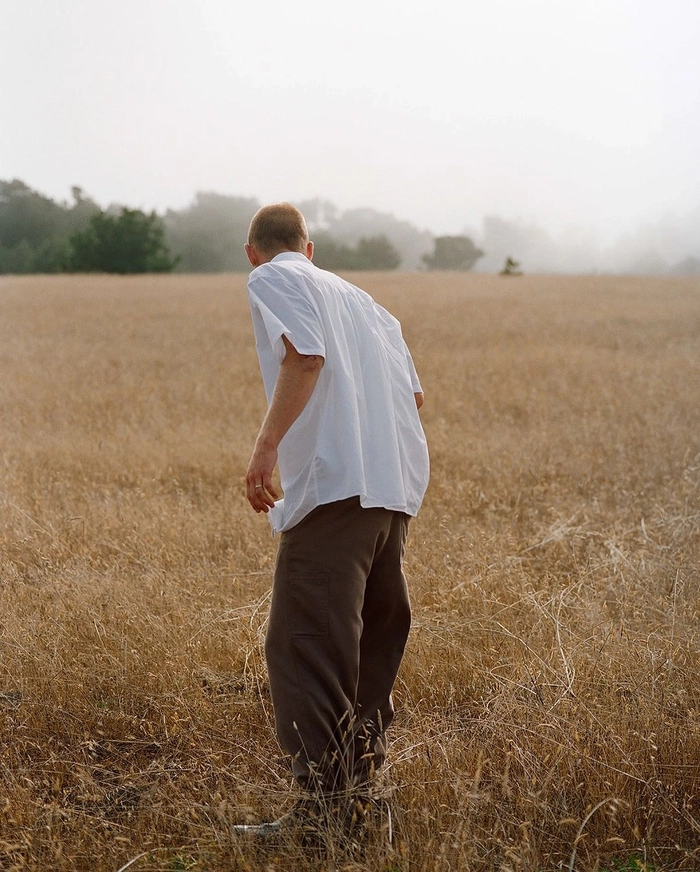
[0,181,101,273]
[0,181,176,275]
[0,180,485,274]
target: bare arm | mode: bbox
[246,335,324,513]
[415,392,424,410]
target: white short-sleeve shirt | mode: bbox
[247,251,430,533]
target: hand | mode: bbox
[245,442,280,513]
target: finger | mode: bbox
[261,473,280,501]
[255,480,277,510]
[249,482,269,512]
[245,475,266,511]
[257,483,276,510]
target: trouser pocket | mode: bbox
[288,572,329,637]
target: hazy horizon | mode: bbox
[3,0,699,251]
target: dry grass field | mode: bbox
[1,271,699,872]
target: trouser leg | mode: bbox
[264,498,410,793]
[354,510,411,783]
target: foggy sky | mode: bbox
[2,0,699,246]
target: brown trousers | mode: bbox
[264,497,411,794]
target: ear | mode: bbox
[245,243,261,268]
[305,240,314,261]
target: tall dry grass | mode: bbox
[0,272,699,871]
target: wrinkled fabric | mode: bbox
[247,251,429,532]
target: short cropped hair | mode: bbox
[248,203,309,256]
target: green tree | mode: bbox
[0,239,35,274]
[315,206,432,269]
[0,179,100,273]
[312,233,354,270]
[69,208,179,273]
[422,235,484,270]
[354,235,401,269]
[313,233,401,271]
[500,256,523,276]
[0,179,65,249]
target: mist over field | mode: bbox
[472,207,700,275]
[3,1,699,275]
[2,178,698,276]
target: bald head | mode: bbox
[245,203,312,266]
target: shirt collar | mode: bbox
[270,251,309,263]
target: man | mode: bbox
[239,203,429,834]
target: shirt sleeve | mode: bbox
[248,266,326,363]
